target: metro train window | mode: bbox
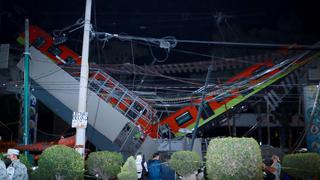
[201,102,215,120]
[239,87,254,96]
[65,56,76,65]
[175,111,193,126]
[216,92,231,103]
[48,46,62,56]
[33,37,46,48]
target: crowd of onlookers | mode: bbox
[0,148,283,180]
[135,152,176,180]
[136,152,282,180]
[136,152,203,180]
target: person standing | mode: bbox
[271,155,281,180]
[0,159,8,179]
[147,153,162,180]
[160,162,175,180]
[263,155,281,180]
[5,148,28,180]
[136,152,148,180]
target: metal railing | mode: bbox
[63,66,157,133]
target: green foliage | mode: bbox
[86,151,123,179]
[117,156,137,180]
[282,153,320,178]
[169,150,202,176]
[206,137,263,180]
[29,168,41,180]
[37,145,84,180]
[19,154,32,171]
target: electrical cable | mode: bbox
[242,118,264,137]
[130,40,136,91]
[225,18,239,41]
[176,39,319,50]
[52,18,84,38]
[37,129,74,138]
[132,39,271,65]
[32,34,285,67]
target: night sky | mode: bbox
[1,0,320,49]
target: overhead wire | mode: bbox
[131,39,271,65]
[133,63,202,86]
[67,36,282,66]
[176,39,319,50]
[130,40,136,91]
[92,29,311,67]
[225,18,239,41]
[2,72,310,93]
[37,129,74,138]
[52,18,84,39]
[14,24,315,109]
[18,58,205,87]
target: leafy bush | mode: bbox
[19,154,32,171]
[86,151,123,179]
[36,145,84,180]
[29,168,41,180]
[169,150,202,176]
[282,153,320,178]
[117,156,137,180]
[206,137,263,180]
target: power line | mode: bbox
[93,28,319,51]
[176,39,320,50]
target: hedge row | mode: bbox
[282,153,320,178]
[25,138,268,180]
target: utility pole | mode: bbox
[190,65,212,151]
[73,0,92,156]
[23,19,30,153]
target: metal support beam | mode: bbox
[190,65,212,150]
[23,19,30,153]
